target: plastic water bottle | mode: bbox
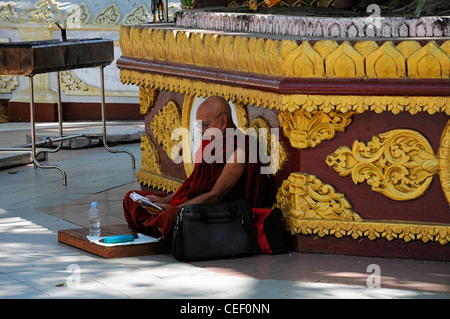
[89,202,100,238]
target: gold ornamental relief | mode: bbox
[138,135,183,192]
[139,86,157,115]
[326,129,439,201]
[120,69,450,115]
[438,120,450,205]
[18,0,61,23]
[120,26,450,79]
[140,134,162,174]
[150,100,182,160]
[278,109,353,149]
[63,3,91,26]
[248,117,287,174]
[275,172,363,223]
[93,3,121,25]
[275,172,450,244]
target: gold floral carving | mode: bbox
[0,3,17,23]
[438,120,450,205]
[140,134,161,174]
[137,134,183,193]
[275,172,363,222]
[275,172,450,244]
[63,3,91,26]
[93,3,121,25]
[278,109,353,149]
[0,76,19,93]
[120,69,450,116]
[326,129,440,201]
[120,26,450,79]
[60,70,137,97]
[122,4,151,25]
[139,86,157,115]
[60,70,100,95]
[150,100,182,160]
[18,0,61,23]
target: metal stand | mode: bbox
[0,67,135,185]
[99,66,135,169]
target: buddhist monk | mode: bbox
[123,96,266,238]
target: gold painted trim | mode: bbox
[120,69,450,116]
[288,219,450,245]
[181,95,196,177]
[136,170,182,193]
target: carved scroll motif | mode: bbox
[275,172,363,223]
[140,134,161,174]
[150,100,182,160]
[326,129,439,201]
[18,0,61,23]
[278,109,353,149]
[438,120,450,204]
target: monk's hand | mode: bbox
[142,205,163,216]
[145,194,164,202]
[145,194,170,204]
[142,203,172,215]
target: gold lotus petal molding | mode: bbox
[120,26,450,79]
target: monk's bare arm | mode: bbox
[180,147,246,206]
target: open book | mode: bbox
[129,191,163,210]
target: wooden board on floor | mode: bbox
[58,224,171,258]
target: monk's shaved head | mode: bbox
[196,96,234,130]
[197,96,231,119]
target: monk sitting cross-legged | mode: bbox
[123,96,267,239]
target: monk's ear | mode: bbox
[221,114,228,126]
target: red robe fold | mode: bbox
[123,132,267,238]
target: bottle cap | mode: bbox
[91,202,98,207]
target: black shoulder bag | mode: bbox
[172,199,259,261]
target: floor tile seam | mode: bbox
[76,274,132,298]
[3,176,138,209]
[1,272,52,297]
[311,272,450,295]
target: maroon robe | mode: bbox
[123,131,266,238]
